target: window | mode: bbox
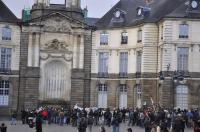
[98,84,107,108]
[100,32,108,45]
[179,24,189,38]
[161,26,163,39]
[136,51,142,73]
[176,85,188,109]
[121,32,128,44]
[98,52,109,77]
[119,52,128,77]
[2,27,11,40]
[119,84,127,108]
[177,47,189,71]
[137,30,142,43]
[50,0,65,4]
[0,80,9,106]
[136,84,142,108]
[0,48,12,73]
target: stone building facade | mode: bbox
[91,0,200,109]
[1,0,200,116]
[18,0,93,110]
[0,0,21,115]
[0,0,95,115]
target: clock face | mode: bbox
[137,8,142,16]
[115,11,121,18]
[191,0,198,9]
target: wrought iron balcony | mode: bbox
[119,72,128,78]
[0,68,11,74]
[98,72,108,78]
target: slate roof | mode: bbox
[85,17,100,26]
[96,0,200,29]
[0,0,18,22]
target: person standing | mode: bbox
[10,110,17,125]
[99,126,106,132]
[144,115,151,132]
[0,123,7,132]
[77,117,87,132]
[88,109,94,132]
[127,128,132,132]
[35,113,43,132]
[111,116,120,132]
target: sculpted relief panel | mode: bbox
[41,39,73,61]
[43,16,72,33]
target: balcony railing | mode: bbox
[136,72,141,78]
[119,72,128,78]
[98,72,108,78]
[0,68,11,74]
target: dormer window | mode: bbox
[121,32,128,44]
[179,24,189,39]
[115,10,121,18]
[100,32,108,45]
[2,26,11,41]
[137,29,142,43]
[136,6,151,17]
[137,8,143,16]
[191,0,199,9]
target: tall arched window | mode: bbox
[98,84,107,108]
[0,80,10,106]
[176,85,188,109]
[119,84,127,108]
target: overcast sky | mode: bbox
[2,0,119,18]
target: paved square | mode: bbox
[0,121,194,132]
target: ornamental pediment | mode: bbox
[30,12,85,32]
[43,16,72,32]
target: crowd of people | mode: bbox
[7,105,200,132]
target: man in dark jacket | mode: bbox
[77,117,87,132]
[173,115,183,132]
[35,114,43,132]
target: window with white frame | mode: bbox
[119,52,128,77]
[119,84,127,108]
[175,85,188,110]
[177,47,189,71]
[98,52,109,77]
[0,48,12,72]
[100,32,108,45]
[137,30,142,43]
[2,26,11,40]
[0,80,9,106]
[179,24,189,38]
[121,32,128,44]
[98,84,107,108]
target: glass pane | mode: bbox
[2,27,11,40]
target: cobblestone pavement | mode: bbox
[0,121,194,132]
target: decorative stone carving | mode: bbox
[43,16,72,32]
[64,54,73,61]
[44,39,72,53]
[40,53,49,60]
